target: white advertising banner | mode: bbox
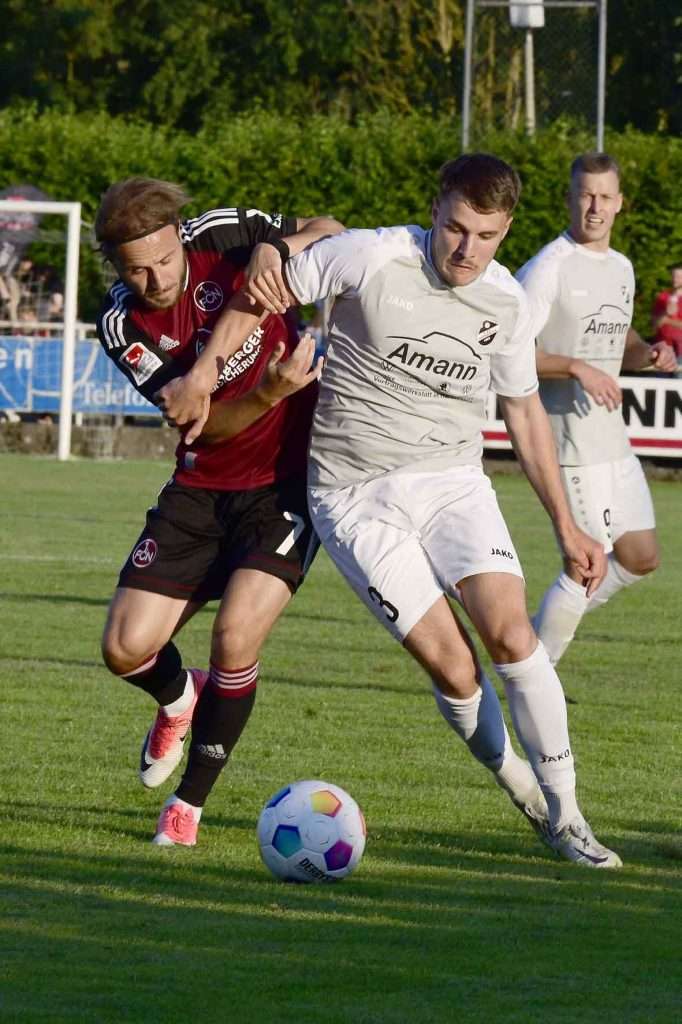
[483,376,682,459]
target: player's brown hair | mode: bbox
[438,154,521,214]
[95,178,191,255]
[570,152,621,183]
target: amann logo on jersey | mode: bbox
[581,304,629,338]
[387,341,477,381]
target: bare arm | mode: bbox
[535,346,623,411]
[154,216,342,434]
[499,392,606,595]
[243,216,344,313]
[195,334,321,443]
[154,290,269,440]
[621,327,677,373]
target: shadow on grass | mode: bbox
[0,591,111,608]
[2,808,681,1024]
[7,798,681,881]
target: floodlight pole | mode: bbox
[524,28,537,136]
[0,199,81,461]
[462,0,475,150]
[596,0,607,149]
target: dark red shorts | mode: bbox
[118,476,318,602]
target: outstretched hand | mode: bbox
[255,332,323,406]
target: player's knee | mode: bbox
[433,662,479,699]
[211,620,262,669]
[617,550,659,576]
[101,626,151,677]
[487,618,536,665]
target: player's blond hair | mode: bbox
[95,178,191,255]
[438,154,521,214]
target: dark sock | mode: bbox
[175,673,257,807]
[122,642,187,706]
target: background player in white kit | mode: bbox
[163,154,621,868]
[516,153,676,666]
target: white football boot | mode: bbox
[548,816,623,868]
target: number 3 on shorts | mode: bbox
[275,511,306,555]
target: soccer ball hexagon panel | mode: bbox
[257,780,366,883]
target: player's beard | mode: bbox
[145,268,186,309]
[144,284,181,310]
[143,254,187,309]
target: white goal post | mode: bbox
[0,199,81,460]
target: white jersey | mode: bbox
[286,225,538,488]
[516,232,635,465]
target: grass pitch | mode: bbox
[1,452,680,1023]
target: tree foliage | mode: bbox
[0,1,678,132]
[1,105,679,333]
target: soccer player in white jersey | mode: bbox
[516,153,676,667]
[160,154,623,868]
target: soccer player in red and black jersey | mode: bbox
[95,178,342,846]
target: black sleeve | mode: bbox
[180,207,298,267]
[96,293,180,403]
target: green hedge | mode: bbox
[1,105,680,332]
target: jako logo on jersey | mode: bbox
[131,538,158,568]
[159,333,180,351]
[491,547,514,559]
[387,294,414,311]
[193,280,224,312]
[477,319,498,345]
[120,343,163,385]
[387,341,477,381]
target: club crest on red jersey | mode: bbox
[193,281,224,312]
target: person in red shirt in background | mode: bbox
[652,263,682,364]
[95,177,343,847]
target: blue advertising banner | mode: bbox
[1,335,681,457]
[0,335,159,415]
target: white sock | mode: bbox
[532,572,590,666]
[432,674,539,801]
[161,670,194,716]
[494,642,579,830]
[586,553,643,611]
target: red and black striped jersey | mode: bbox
[96,207,315,490]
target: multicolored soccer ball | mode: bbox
[257,780,366,883]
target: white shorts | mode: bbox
[308,464,524,643]
[561,455,655,554]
